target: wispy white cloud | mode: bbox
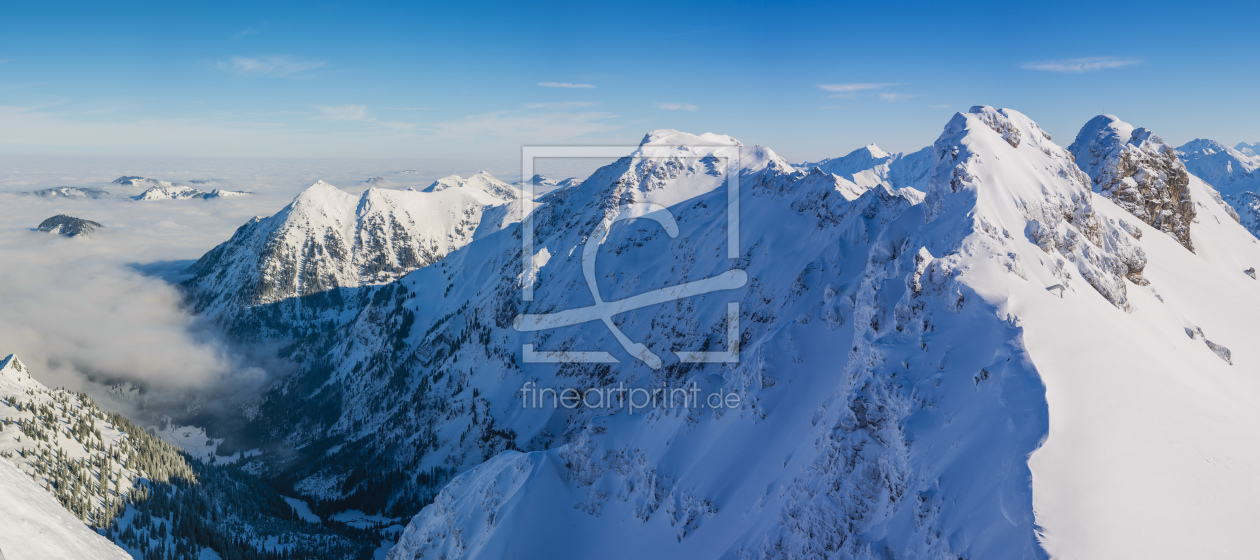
[656,102,699,111]
[377,121,417,131]
[233,26,265,39]
[539,81,596,89]
[816,83,899,98]
[524,101,599,110]
[216,55,325,77]
[0,104,423,157]
[878,93,917,102]
[313,104,368,121]
[1021,57,1139,73]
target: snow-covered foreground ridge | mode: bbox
[0,354,150,559]
[0,455,132,560]
[361,108,1260,559]
[0,354,381,559]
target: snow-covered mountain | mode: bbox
[360,110,1259,559]
[421,171,522,200]
[1175,139,1260,238]
[36,214,102,237]
[23,186,111,199]
[514,173,581,195]
[0,455,132,560]
[1176,138,1260,195]
[801,143,932,196]
[132,185,248,200]
[1227,191,1260,238]
[1235,141,1260,157]
[182,178,522,338]
[112,176,173,188]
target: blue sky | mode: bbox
[1,0,1257,164]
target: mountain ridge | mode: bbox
[181,178,521,339]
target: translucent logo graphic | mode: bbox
[514,145,745,369]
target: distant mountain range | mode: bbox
[10,176,249,201]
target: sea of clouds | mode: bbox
[0,152,606,430]
[0,155,501,415]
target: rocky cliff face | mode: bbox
[1069,115,1196,251]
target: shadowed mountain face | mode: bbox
[36,214,102,237]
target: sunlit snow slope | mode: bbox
[182,176,521,337]
[379,109,1260,560]
[0,456,131,560]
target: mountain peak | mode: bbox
[1235,142,1260,157]
[1180,138,1230,154]
[422,172,519,199]
[639,129,743,147]
[860,143,890,159]
[36,214,102,237]
[297,179,345,197]
[952,105,1057,150]
[1177,139,1260,213]
[184,175,524,338]
[1076,114,1134,143]
[289,181,359,220]
[0,353,28,377]
[1069,114,1195,251]
[927,105,1088,222]
[804,143,932,194]
[307,179,339,191]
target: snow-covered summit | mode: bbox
[36,214,102,237]
[1069,114,1197,250]
[112,176,173,188]
[182,179,521,338]
[0,353,27,378]
[514,174,581,195]
[639,129,742,147]
[559,129,791,214]
[133,185,248,200]
[421,171,521,200]
[23,186,110,199]
[1236,141,1260,157]
[803,143,933,193]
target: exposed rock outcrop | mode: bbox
[1070,115,1196,251]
